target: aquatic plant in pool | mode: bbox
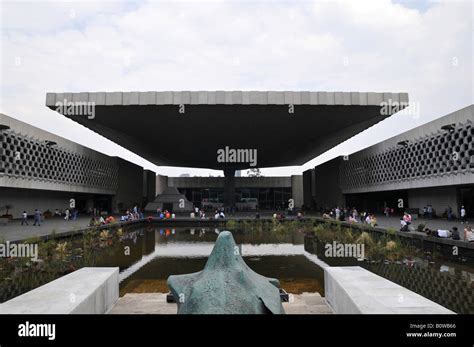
[307,222,423,262]
[0,225,137,303]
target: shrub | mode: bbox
[225,219,238,230]
[387,227,397,236]
[356,232,374,246]
[385,240,398,251]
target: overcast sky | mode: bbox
[1,0,472,177]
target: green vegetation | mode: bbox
[0,224,132,303]
[308,221,420,261]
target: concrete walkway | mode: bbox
[372,214,470,233]
[0,216,93,242]
[1,212,471,246]
[108,292,333,314]
[0,216,145,243]
[334,214,474,245]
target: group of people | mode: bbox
[20,209,42,226]
[189,207,226,219]
[363,213,378,227]
[383,206,395,217]
[89,215,116,226]
[213,208,226,219]
[323,206,378,226]
[190,207,207,219]
[157,208,175,219]
[63,208,78,221]
[424,205,467,223]
[20,208,80,227]
[425,224,473,241]
[422,205,435,219]
[322,206,353,221]
[121,205,144,221]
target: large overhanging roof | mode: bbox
[46,91,408,169]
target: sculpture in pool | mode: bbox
[167,231,285,314]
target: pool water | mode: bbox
[1,222,472,313]
[118,226,326,296]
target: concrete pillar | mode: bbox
[223,169,236,207]
[85,197,94,211]
[291,175,303,209]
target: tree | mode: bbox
[247,168,262,177]
[2,204,13,217]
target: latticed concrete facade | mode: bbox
[340,119,473,191]
[0,129,119,192]
[304,105,474,216]
[0,113,154,216]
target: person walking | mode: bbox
[33,209,41,226]
[460,206,467,224]
[21,210,28,225]
[446,206,453,221]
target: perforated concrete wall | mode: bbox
[0,129,118,193]
[340,120,473,192]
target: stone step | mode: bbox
[108,293,176,314]
[109,292,333,314]
[283,292,333,314]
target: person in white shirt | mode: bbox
[365,215,371,224]
[464,224,473,241]
[21,211,28,225]
[437,229,452,238]
[460,206,467,224]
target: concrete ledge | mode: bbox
[0,267,119,314]
[46,91,409,108]
[324,266,454,314]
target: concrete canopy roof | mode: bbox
[46,91,408,170]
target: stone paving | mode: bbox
[0,216,92,242]
[108,292,333,314]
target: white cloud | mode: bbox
[0,0,472,177]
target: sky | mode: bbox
[0,0,472,177]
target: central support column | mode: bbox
[223,169,236,208]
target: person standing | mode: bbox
[33,209,41,226]
[21,211,28,225]
[427,205,433,219]
[422,206,428,219]
[460,206,467,224]
[446,206,453,221]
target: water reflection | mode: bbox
[118,226,324,297]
